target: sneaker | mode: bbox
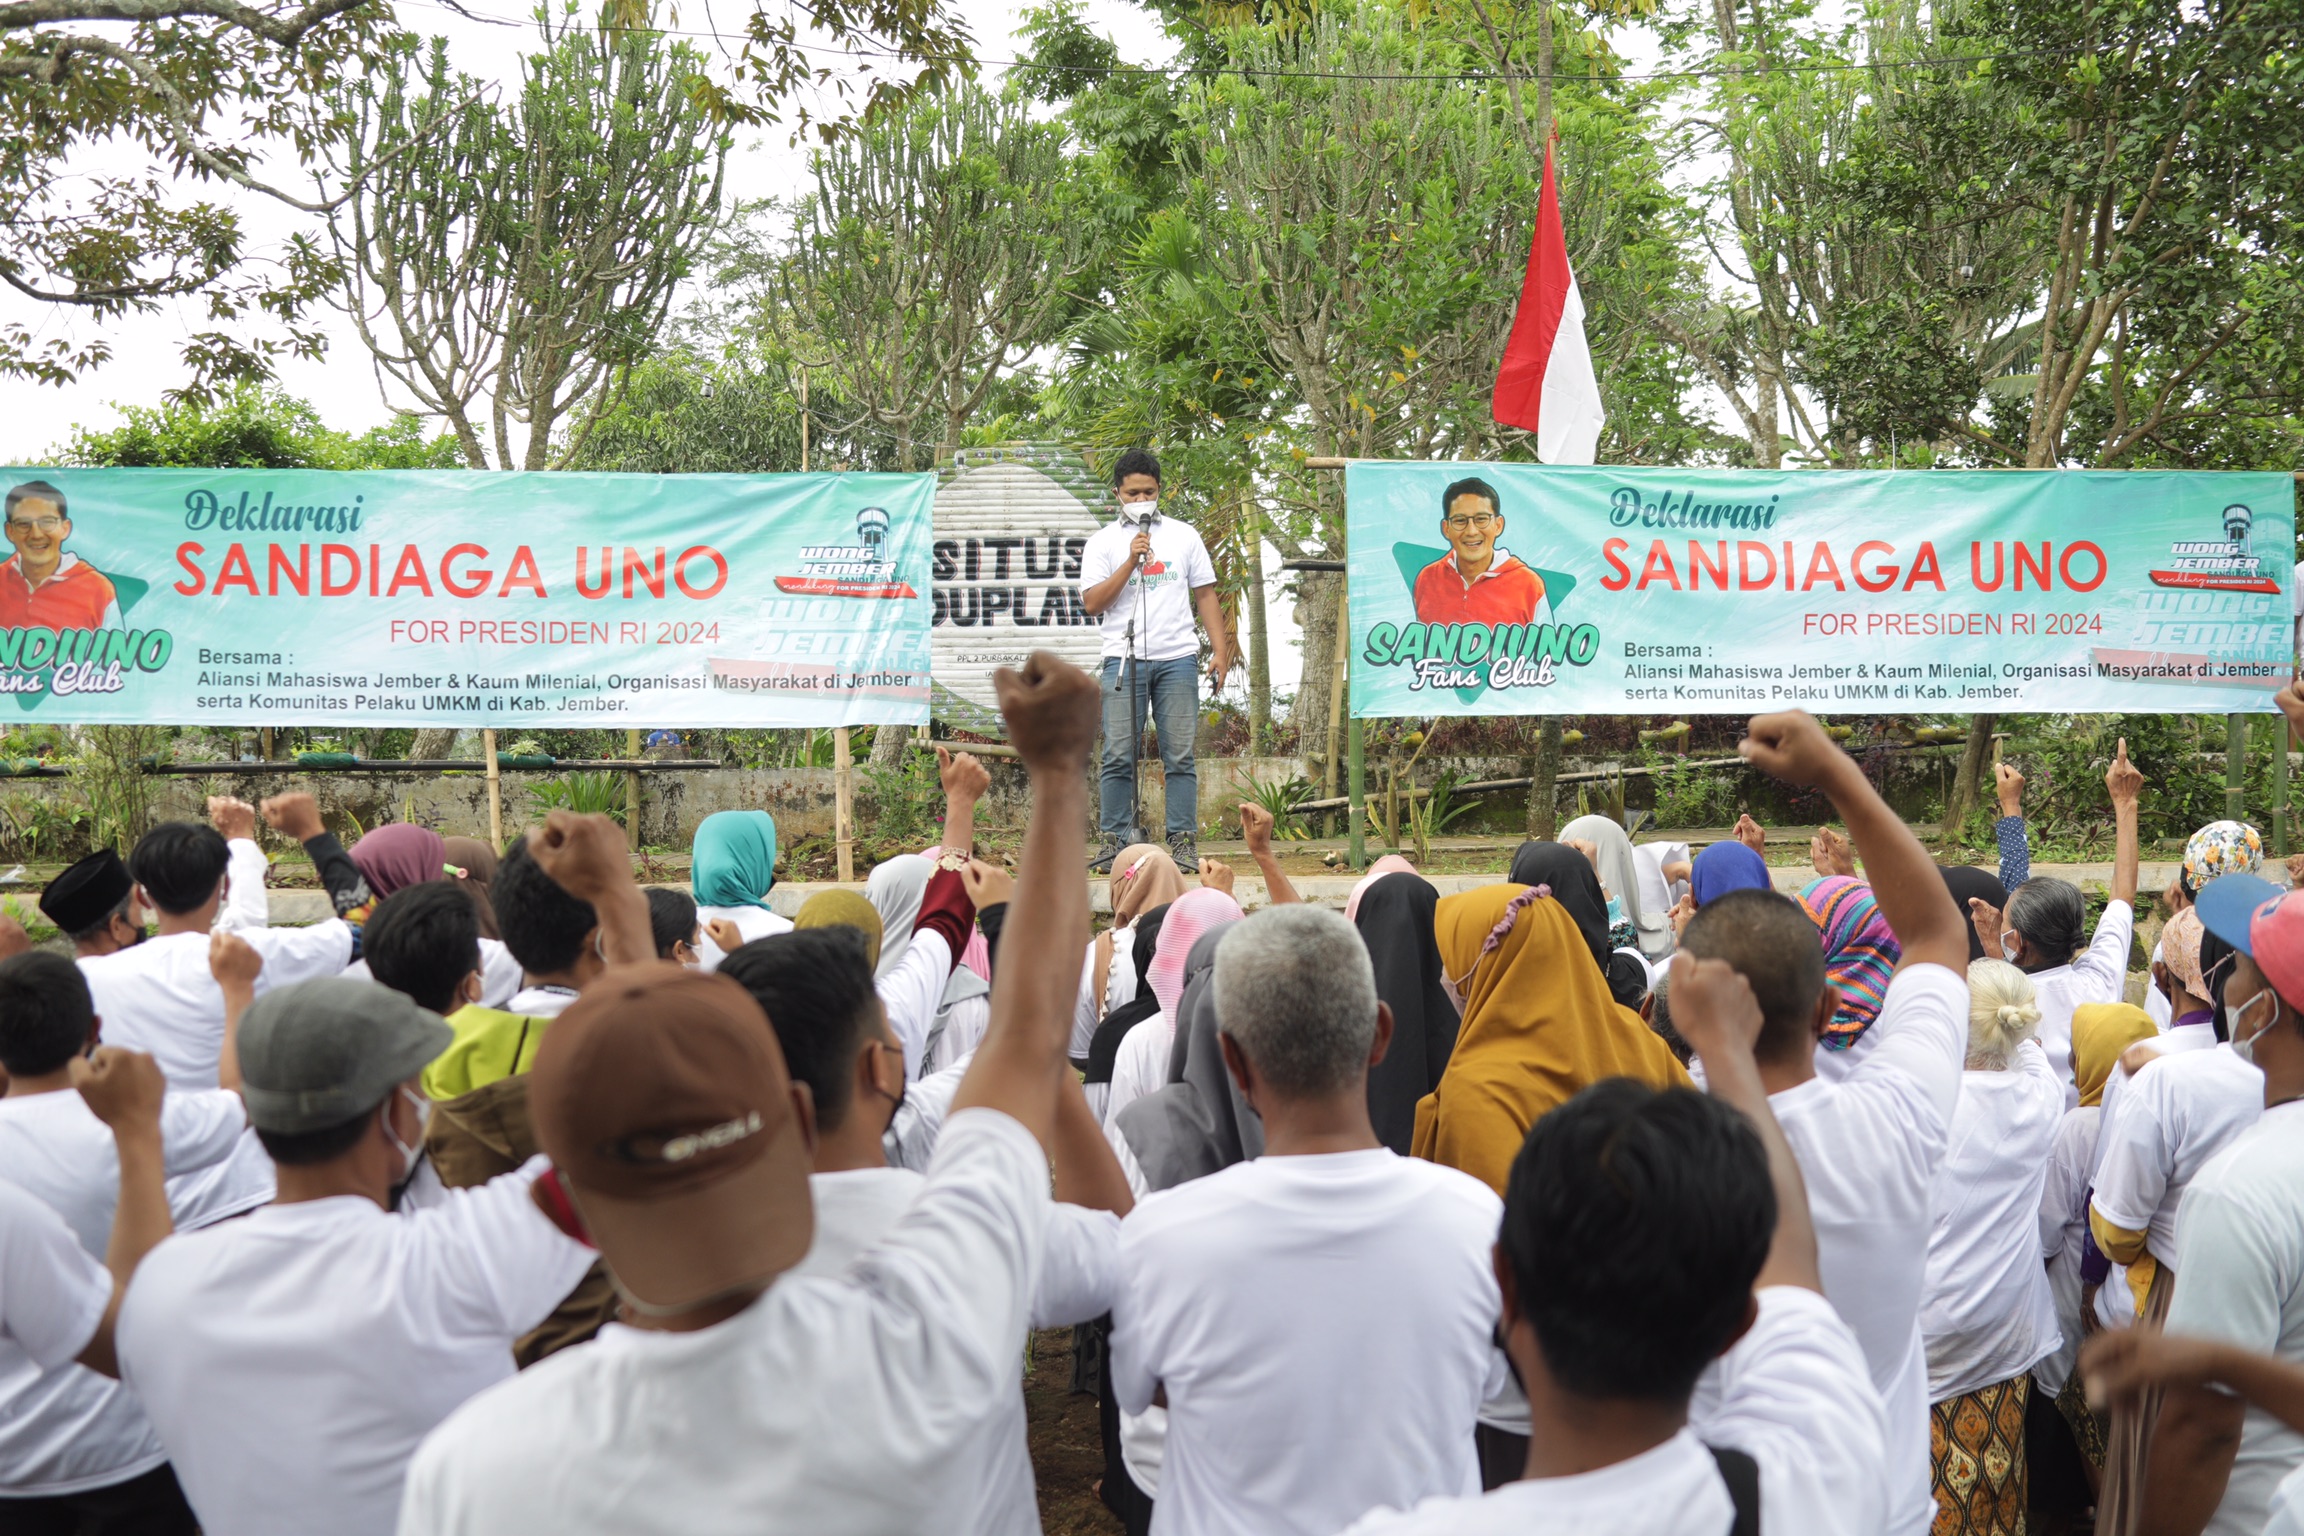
[1169,833,1199,873]
[1089,836,1126,874]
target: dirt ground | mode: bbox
[1026,1328,1122,1535]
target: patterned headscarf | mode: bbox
[1799,876,1902,1049]
[2163,906,2208,1004]
[2183,820,2263,893]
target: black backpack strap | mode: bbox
[1706,1444,1760,1536]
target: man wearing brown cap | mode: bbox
[399,652,1104,1535]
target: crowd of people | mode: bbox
[4,653,2304,1536]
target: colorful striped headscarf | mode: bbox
[1799,876,1902,1049]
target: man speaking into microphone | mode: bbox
[1078,448,1230,873]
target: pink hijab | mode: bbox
[1150,887,1245,1019]
[1345,855,1418,924]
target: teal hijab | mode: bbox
[691,811,778,909]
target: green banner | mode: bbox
[0,469,934,725]
[1348,465,2296,717]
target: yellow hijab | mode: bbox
[1412,883,1690,1195]
[2072,1002,2159,1108]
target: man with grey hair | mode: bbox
[1108,905,1509,1536]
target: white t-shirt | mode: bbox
[2025,899,2136,1108]
[1103,1012,1174,1129]
[1920,1045,2065,1401]
[213,836,272,932]
[1632,840,1690,920]
[884,1058,968,1173]
[2164,1098,2304,1536]
[1110,1148,1508,1536]
[694,903,794,973]
[0,1087,272,1496]
[2267,1461,2304,1536]
[397,1109,1050,1536]
[2035,1105,2103,1397]
[790,1164,1121,1536]
[117,1157,594,1536]
[1344,1287,1887,1536]
[879,928,954,1081]
[81,921,355,1089]
[345,936,523,1012]
[0,1178,109,1379]
[1755,961,1966,1536]
[1079,513,1218,662]
[2090,1043,2263,1268]
[503,984,579,1019]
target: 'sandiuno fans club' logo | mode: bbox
[2149,503,2281,595]
[774,506,919,600]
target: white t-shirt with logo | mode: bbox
[2164,1098,2304,1536]
[790,1163,1122,1535]
[1109,1147,1508,1536]
[1920,1045,2065,1401]
[1751,961,1967,1536]
[395,1109,1052,1536]
[0,1087,273,1496]
[1341,1286,1887,1536]
[80,921,355,1089]
[1079,514,1218,663]
[116,1156,594,1536]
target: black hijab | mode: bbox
[1113,922,1263,1189]
[1938,865,2006,964]
[1352,872,1459,1155]
[1507,841,1649,1010]
[1086,904,1169,1084]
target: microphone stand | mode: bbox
[1124,508,1149,845]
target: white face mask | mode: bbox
[2000,931,2021,963]
[384,1084,432,1188]
[2230,987,2279,1065]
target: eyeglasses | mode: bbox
[6,517,63,534]
[1443,513,1497,531]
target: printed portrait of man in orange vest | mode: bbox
[0,480,123,631]
[1411,476,1553,628]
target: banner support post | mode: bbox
[2275,711,2290,859]
[624,729,642,849]
[2228,713,2249,822]
[483,729,503,852]
[834,726,854,881]
[1347,715,1366,870]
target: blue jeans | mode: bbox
[1099,655,1199,843]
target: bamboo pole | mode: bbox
[833,726,854,881]
[482,729,504,851]
[624,728,642,848]
[2229,713,2249,822]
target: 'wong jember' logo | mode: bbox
[775,505,919,600]
[2149,503,2282,595]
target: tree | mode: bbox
[1168,3,1699,783]
[331,13,729,472]
[781,79,1088,763]
[0,0,383,393]
[783,82,1088,472]
[58,383,459,468]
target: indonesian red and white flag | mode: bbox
[1491,138,1604,464]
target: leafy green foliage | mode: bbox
[526,771,629,825]
[57,385,460,470]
